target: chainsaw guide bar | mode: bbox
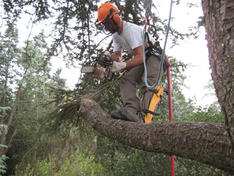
[81,66,95,73]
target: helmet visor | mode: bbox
[96,20,105,31]
[96,18,118,34]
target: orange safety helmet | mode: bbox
[96,2,121,26]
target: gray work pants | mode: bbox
[120,55,162,116]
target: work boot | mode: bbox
[120,108,143,123]
[111,109,128,120]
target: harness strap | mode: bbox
[142,109,160,116]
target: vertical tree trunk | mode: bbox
[0,86,21,156]
[201,0,234,144]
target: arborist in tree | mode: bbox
[96,2,164,123]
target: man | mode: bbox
[96,2,163,123]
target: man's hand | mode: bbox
[111,51,122,61]
[110,61,126,72]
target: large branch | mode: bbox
[80,98,234,174]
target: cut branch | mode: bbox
[80,98,234,174]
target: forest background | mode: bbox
[0,0,231,175]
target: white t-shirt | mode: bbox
[112,21,155,54]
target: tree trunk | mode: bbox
[80,98,234,174]
[0,86,21,156]
[201,0,234,145]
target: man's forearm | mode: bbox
[125,54,143,68]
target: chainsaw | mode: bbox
[81,51,114,80]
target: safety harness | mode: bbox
[145,33,162,58]
[142,34,165,123]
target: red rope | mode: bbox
[166,60,175,176]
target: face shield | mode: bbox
[96,18,119,34]
[96,19,104,31]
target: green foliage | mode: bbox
[0,107,11,112]
[15,149,106,176]
[0,22,21,175]
[95,135,172,176]
[175,157,227,176]
[0,108,8,175]
[1,28,66,174]
[180,103,223,123]
[112,151,171,176]
[0,22,20,106]
[0,155,8,175]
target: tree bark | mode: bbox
[202,0,234,145]
[80,98,234,174]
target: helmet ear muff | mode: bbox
[107,8,120,26]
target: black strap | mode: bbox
[142,109,160,116]
[147,88,158,94]
[145,32,154,49]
